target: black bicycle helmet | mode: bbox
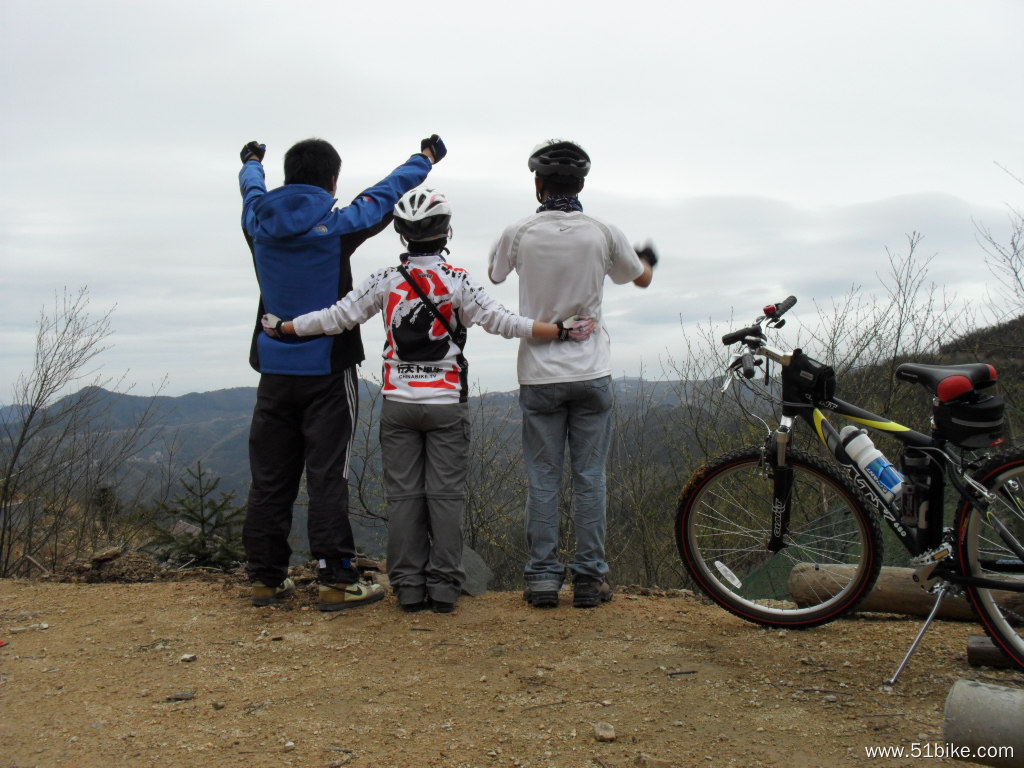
[527,139,591,178]
[393,187,452,242]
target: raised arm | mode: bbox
[332,135,447,233]
[238,140,268,236]
[632,241,658,288]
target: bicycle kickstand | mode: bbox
[885,583,951,686]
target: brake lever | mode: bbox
[721,354,743,393]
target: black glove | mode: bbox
[635,240,658,269]
[420,134,447,163]
[240,141,266,164]
[555,315,594,342]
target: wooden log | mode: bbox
[967,635,1017,669]
[791,565,977,619]
[859,566,983,620]
[792,563,1024,620]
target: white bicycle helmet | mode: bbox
[393,187,452,242]
[528,139,591,177]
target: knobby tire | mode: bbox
[957,448,1024,671]
[676,446,883,628]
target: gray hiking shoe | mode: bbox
[523,584,560,609]
[573,579,613,608]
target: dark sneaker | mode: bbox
[430,599,456,614]
[523,586,560,609]
[400,600,429,613]
[317,580,386,612]
[573,579,613,608]
[251,577,296,607]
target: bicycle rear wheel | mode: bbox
[677,445,882,628]
[956,449,1024,670]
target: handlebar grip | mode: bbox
[741,353,756,379]
[764,295,797,318]
[722,325,760,346]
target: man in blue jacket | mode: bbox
[238,134,445,610]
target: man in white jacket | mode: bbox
[488,139,657,609]
[265,187,592,613]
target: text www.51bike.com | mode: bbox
[865,743,1014,760]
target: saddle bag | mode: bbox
[933,394,1005,448]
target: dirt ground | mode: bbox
[1,560,1022,768]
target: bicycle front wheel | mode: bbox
[957,449,1024,671]
[677,446,882,628]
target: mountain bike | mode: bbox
[675,296,1024,682]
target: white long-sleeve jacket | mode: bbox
[292,252,534,404]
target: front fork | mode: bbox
[766,417,795,552]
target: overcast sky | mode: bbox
[1,0,1022,403]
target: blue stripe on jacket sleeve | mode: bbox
[328,154,432,233]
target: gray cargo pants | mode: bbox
[380,398,470,605]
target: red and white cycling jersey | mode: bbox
[292,252,534,404]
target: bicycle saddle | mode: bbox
[895,362,998,402]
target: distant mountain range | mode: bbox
[93,381,386,501]
[0,378,690,506]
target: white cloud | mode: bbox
[1,0,1021,402]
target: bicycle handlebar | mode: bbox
[721,296,798,347]
[721,326,762,346]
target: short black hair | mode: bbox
[538,174,584,198]
[283,138,341,191]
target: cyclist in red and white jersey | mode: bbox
[264,187,592,613]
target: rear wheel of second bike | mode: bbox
[957,449,1024,671]
[677,445,883,628]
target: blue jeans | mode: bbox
[519,376,614,588]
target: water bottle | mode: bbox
[840,425,904,502]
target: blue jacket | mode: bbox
[239,154,432,375]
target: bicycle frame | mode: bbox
[749,342,955,561]
[780,399,940,556]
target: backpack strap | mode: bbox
[396,263,464,352]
